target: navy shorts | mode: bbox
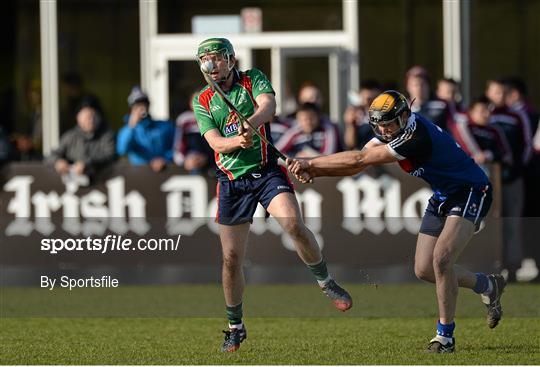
[216,165,295,226]
[419,184,493,237]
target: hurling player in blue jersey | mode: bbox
[287,90,506,354]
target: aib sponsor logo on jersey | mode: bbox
[224,112,239,135]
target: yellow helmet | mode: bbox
[368,90,410,142]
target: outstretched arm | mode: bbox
[287,144,398,182]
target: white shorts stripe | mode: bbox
[462,187,474,218]
[474,185,489,224]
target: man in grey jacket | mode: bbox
[48,100,116,183]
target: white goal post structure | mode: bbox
[139,0,359,123]
[39,0,467,154]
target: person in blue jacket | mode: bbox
[117,86,174,172]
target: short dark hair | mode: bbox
[438,77,458,86]
[469,95,490,110]
[405,65,430,85]
[296,102,320,115]
[501,77,527,96]
[486,78,504,87]
[360,79,382,91]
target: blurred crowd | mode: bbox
[1,67,539,282]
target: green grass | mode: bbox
[1,284,539,364]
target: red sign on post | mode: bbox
[241,7,262,33]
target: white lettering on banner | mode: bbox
[31,191,61,217]
[161,176,208,235]
[80,191,108,218]
[2,173,432,238]
[337,175,431,235]
[206,197,219,235]
[3,175,148,236]
[291,189,323,250]
[5,176,33,217]
[107,177,146,218]
[4,176,42,235]
[338,175,400,235]
[105,176,149,235]
[31,191,61,235]
[402,188,432,233]
[248,204,271,235]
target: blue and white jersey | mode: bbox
[385,113,490,200]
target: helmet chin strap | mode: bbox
[218,55,235,85]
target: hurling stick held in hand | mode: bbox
[199,60,313,182]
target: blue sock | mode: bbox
[437,320,455,338]
[473,272,489,294]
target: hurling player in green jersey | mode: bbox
[193,38,353,352]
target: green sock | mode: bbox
[226,303,243,325]
[307,258,329,282]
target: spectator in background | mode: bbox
[502,77,537,175]
[503,77,540,281]
[117,86,174,172]
[276,102,341,158]
[292,81,336,125]
[436,77,463,117]
[343,79,381,150]
[486,79,532,174]
[60,72,101,135]
[451,96,511,167]
[11,79,42,161]
[48,99,116,185]
[531,124,540,282]
[0,126,15,165]
[269,115,292,147]
[297,81,323,108]
[405,66,449,130]
[485,78,532,282]
[534,123,540,155]
[173,93,213,174]
[504,78,536,137]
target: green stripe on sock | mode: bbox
[307,258,329,282]
[226,303,243,325]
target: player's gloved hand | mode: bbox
[286,157,313,184]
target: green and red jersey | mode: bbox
[193,68,276,180]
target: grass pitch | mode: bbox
[1,283,539,364]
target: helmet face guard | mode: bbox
[368,90,410,142]
[196,38,236,79]
[369,115,407,142]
